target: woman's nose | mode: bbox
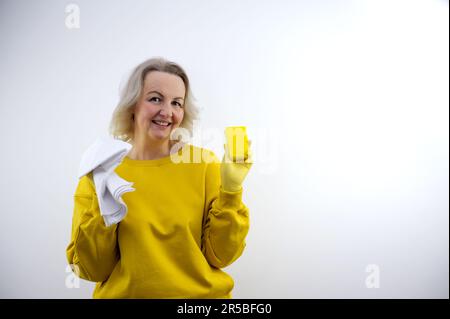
[159,102,172,117]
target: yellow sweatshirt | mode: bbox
[66,144,250,298]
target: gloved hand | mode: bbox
[220,140,253,192]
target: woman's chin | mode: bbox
[148,130,169,141]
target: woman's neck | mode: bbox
[128,138,172,160]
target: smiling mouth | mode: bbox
[151,120,172,127]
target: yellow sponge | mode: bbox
[225,126,249,161]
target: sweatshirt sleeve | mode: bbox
[201,153,250,269]
[66,172,119,282]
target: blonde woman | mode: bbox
[66,57,253,298]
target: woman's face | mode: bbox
[133,71,185,143]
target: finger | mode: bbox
[247,148,253,158]
[245,149,254,164]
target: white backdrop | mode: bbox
[0,0,448,298]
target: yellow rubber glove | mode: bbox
[221,140,253,192]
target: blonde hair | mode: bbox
[109,57,199,143]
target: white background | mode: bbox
[0,0,448,298]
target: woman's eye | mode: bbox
[148,97,182,107]
[149,97,161,103]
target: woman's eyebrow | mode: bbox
[146,90,184,100]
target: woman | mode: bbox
[66,57,253,298]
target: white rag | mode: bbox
[78,136,135,227]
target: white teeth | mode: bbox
[153,120,171,126]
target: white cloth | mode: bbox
[78,136,135,227]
